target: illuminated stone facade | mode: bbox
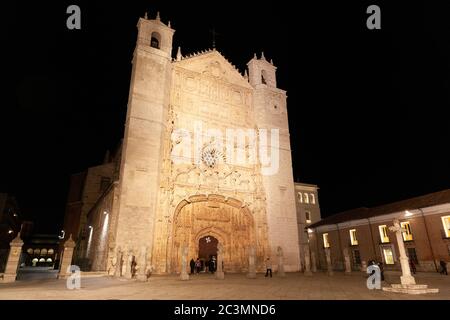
[80,14,300,275]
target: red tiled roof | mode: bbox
[309,189,450,228]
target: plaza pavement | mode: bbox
[0,271,449,300]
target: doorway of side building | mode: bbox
[198,235,218,272]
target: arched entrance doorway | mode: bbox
[198,235,218,272]
[170,194,261,273]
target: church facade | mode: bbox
[66,13,301,276]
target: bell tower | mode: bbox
[113,12,174,265]
[248,53,301,271]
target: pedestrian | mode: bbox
[409,259,416,274]
[189,258,195,275]
[378,261,385,281]
[440,260,448,275]
[195,258,201,274]
[265,257,272,278]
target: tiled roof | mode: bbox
[309,189,450,228]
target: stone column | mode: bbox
[303,245,312,276]
[247,245,256,279]
[389,219,416,285]
[137,246,148,281]
[2,233,24,283]
[343,247,351,275]
[180,245,189,281]
[311,251,317,272]
[325,247,333,276]
[215,243,224,280]
[276,246,286,277]
[58,234,76,280]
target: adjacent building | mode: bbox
[308,189,450,273]
[294,183,321,269]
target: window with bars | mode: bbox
[352,249,361,265]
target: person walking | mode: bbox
[265,257,272,278]
[440,260,448,275]
[378,261,385,281]
[195,258,201,274]
[189,258,195,275]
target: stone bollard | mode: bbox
[58,234,76,280]
[2,233,24,283]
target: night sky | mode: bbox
[3,1,450,233]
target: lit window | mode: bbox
[298,192,303,203]
[305,211,311,224]
[304,193,309,204]
[441,215,450,238]
[401,221,413,241]
[383,247,395,264]
[323,233,330,248]
[350,229,358,246]
[310,194,316,204]
[379,225,390,243]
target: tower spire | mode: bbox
[176,47,182,61]
[209,28,220,49]
[261,51,266,61]
[156,11,161,21]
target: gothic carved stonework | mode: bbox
[156,194,269,274]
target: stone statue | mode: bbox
[276,246,285,277]
[215,243,225,280]
[180,245,189,280]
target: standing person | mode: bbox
[195,258,201,274]
[189,258,195,275]
[265,257,272,278]
[440,260,448,275]
[378,261,385,281]
[409,259,416,274]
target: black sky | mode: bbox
[3,1,450,233]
